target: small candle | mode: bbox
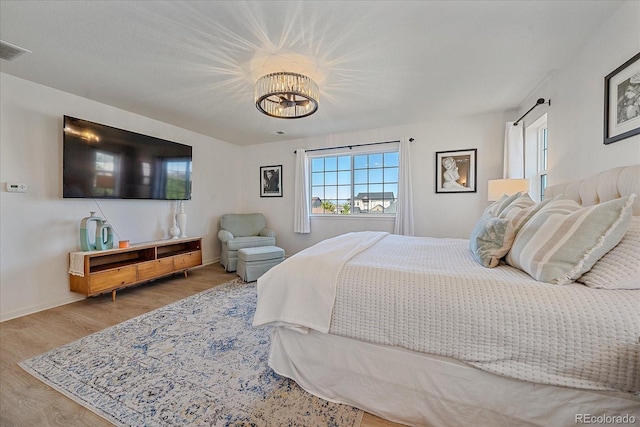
[119,240,130,248]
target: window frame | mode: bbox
[524,114,548,201]
[308,144,400,218]
[538,125,548,200]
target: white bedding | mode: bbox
[253,232,640,393]
[253,231,388,333]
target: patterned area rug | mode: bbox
[20,279,363,426]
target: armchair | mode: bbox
[218,213,276,272]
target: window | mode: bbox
[538,126,548,200]
[310,150,399,214]
[524,114,548,201]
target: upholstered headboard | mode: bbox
[545,165,640,215]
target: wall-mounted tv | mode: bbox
[63,116,192,200]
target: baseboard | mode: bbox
[202,257,219,266]
[2,258,221,323]
[1,294,85,323]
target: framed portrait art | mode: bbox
[260,165,282,197]
[604,52,640,145]
[435,149,477,193]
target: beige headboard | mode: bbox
[545,165,640,215]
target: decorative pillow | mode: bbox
[577,216,640,289]
[483,192,522,216]
[499,194,558,236]
[469,213,516,268]
[506,195,635,285]
[498,193,535,217]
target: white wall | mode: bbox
[2,1,638,321]
[239,1,640,259]
[516,0,640,184]
[239,113,507,256]
[0,74,242,321]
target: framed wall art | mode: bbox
[435,149,477,193]
[260,165,282,197]
[604,52,640,145]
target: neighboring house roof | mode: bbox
[354,192,395,200]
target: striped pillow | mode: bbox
[484,192,522,216]
[499,194,558,236]
[498,193,535,216]
[506,195,635,285]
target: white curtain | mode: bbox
[504,122,524,178]
[393,137,414,236]
[293,148,311,234]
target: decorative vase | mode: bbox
[177,201,187,238]
[80,212,102,251]
[95,221,114,250]
[169,217,180,239]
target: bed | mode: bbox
[252,165,640,427]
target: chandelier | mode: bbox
[255,72,319,119]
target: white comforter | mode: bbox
[253,232,640,392]
[253,231,388,333]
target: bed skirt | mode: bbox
[268,327,640,427]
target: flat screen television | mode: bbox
[63,116,192,200]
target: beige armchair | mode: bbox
[218,213,276,272]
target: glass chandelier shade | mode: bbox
[255,72,319,119]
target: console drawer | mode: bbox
[173,252,202,270]
[89,266,137,293]
[138,258,174,281]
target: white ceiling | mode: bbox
[0,1,624,146]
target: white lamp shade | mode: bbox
[487,179,530,201]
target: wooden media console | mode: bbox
[69,237,202,301]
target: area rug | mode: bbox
[19,279,363,426]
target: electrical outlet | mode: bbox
[6,183,28,193]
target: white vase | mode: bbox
[169,217,180,239]
[177,202,187,238]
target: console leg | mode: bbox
[112,290,116,302]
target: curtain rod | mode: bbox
[513,98,550,126]
[294,138,413,154]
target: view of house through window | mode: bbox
[310,151,399,214]
[524,114,548,201]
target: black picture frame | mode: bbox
[260,165,282,197]
[435,149,477,193]
[604,52,640,145]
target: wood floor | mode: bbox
[0,263,400,427]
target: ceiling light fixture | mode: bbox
[255,72,319,119]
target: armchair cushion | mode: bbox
[220,213,268,237]
[227,236,276,251]
[260,228,277,238]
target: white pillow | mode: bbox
[577,216,640,289]
[506,195,635,285]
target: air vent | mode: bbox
[0,40,31,62]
